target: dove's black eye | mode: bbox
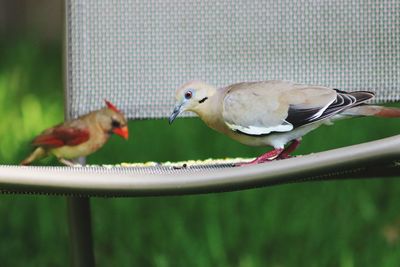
[184,91,193,100]
[111,120,121,128]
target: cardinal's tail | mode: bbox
[20,147,47,165]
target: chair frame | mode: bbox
[0,0,399,266]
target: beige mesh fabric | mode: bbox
[66,0,400,119]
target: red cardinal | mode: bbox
[21,100,129,166]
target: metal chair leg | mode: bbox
[67,197,95,267]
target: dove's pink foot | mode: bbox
[237,148,284,166]
[236,139,301,166]
[276,139,301,159]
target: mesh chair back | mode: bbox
[66,0,400,119]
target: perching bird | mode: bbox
[21,100,129,166]
[169,80,400,165]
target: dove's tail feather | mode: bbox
[374,106,400,118]
[343,105,400,118]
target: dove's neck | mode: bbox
[194,87,226,132]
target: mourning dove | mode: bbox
[21,100,129,166]
[169,80,400,165]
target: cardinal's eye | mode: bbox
[184,91,193,100]
[112,120,121,128]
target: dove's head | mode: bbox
[169,81,217,124]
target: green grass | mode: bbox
[0,40,400,267]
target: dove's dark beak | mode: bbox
[169,104,183,124]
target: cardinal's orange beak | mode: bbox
[113,126,129,140]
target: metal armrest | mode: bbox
[0,135,399,197]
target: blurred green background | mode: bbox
[1,1,400,266]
